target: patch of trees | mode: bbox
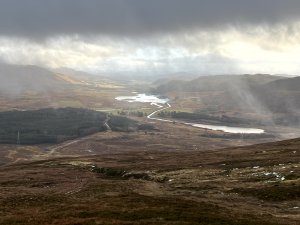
[117,110,147,117]
[90,165,153,181]
[91,166,127,177]
[137,124,156,131]
[272,114,300,127]
[0,108,157,144]
[201,133,275,139]
[108,116,155,132]
[0,108,107,144]
[108,115,138,132]
[157,111,254,125]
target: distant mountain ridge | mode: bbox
[265,76,300,91]
[153,74,285,93]
[152,74,300,126]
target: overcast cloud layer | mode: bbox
[0,0,300,75]
[1,0,300,39]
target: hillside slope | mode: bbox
[0,64,73,95]
[153,74,284,93]
[0,138,299,225]
[152,74,300,126]
[265,76,300,91]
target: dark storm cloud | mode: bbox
[0,0,300,39]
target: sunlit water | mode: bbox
[115,93,265,134]
[115,93,169,104]
[185,123,265,134]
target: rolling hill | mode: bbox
[152,74,284,93]
[152,74,300,126]
[265,76,300,91]
[0,63,79,95]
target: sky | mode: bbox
[0,0,300,76]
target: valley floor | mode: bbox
[0,119,279,166]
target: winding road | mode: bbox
[48,117,112,156]
[147,103,173,122]
[104,114,112,131]
[146,101,264,134]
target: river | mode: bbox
[115,93,265,134]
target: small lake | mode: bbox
[115,93,265,134]
[115,93,169,104]
[185,123,265,134]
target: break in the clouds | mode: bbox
[0,0,300,75]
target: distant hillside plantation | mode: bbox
[0,108,107,144]
[0,108,153,144]
[0,64,71,95]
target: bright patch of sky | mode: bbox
[0,23,300,75]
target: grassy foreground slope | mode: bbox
[0,138,299,225]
